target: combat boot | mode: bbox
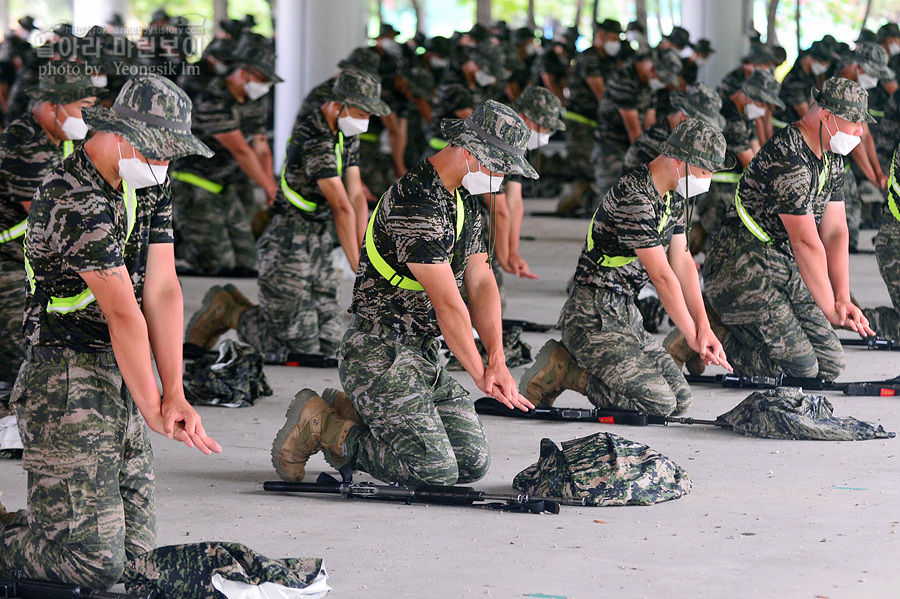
[185,286,248,349]
[223,283,257,309]
[321,388,360,471]
[664,329,701,374]
[271,389,356,482]
[556,181,591,216]
[519,339,587,406]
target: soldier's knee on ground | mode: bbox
[71,550,126,591]
[671,388,693,417]
[454,446,491,484]
[405,455,460,487]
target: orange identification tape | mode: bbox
[880,389,896,397]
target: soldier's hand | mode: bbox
[481,362,534,412]
[160,394,222,455]
[506,252,539,279]
[695,326,733,373]
[265,182,277,206]
[833,300,876,337]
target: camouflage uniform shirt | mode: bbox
[716,67,747,101]
[869,87,900,167]
[622,119,673,173]
[567,47,619,118]
[433,70,486,124]
[598,63,654,147]
[776,60,818,123]
[574,164,685,297]
[23,145,172,352]
[721,96,755,157]
[175,76,267,184]
[0,112,69,263]
[721,124,844,246]
[273,107,360,222]
[350,158,485,338]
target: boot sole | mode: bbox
[271,388,319,482]
[320,388,351,473]
[185,285,224,348]
[519,339,561,403]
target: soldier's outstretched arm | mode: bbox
[319,175,362,272]
[214,129,278,203]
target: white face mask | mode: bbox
[90,74,107,87]
[603,41,621,56]
[695,57,707,66]
[675,166,711,198]
[526,129,552,150]
[244,80,271,100]
[337,113,370,136]
[57,105,89,140]
[380,38,401,56]
[430,57,449,69]
[474,70,497,87]
[810,61,829,76]
[679,46,694,59]
[648,77,667,91]
[461,159,502,195]
[858,72,879,90]
[743,102,767,121]
[889,43,900,57]
[118,142,168,189]
[825,116,861,156]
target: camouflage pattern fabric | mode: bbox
[123,542,325,599]
[339,319,490,486]
[331,66,391,117]
[741,68,785,109]
[814,77,875,123]
[704,227,845,380]
[659,117,731,172]
[567,46,619,118]
[183,339,272,407]
[776,59,818,123]
[864,202,900,340]
[237,214,343,357]
[0,259,25,385]
[24,146,173,352]
[560,285,692,417]
[564,118,596,182]
[843,166,861,250]
[597,62,654,147]
[622,119,673,173]
[351,158,485,339]
[516,85,566,131]
[718,387,895,440]
[575,165,686,297]
[697,180,735,236]
[589,140,627,215]
[512,432,692,506]
[172,178,258,275]
[445,325,532,370]
[432,73,484,124]
[869,86,900,171]
[716,66,749,100]
[0,352,155,589]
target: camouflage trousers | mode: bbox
[559,285,692,417]
[338,318,490,486]
[698,180,736,237]
[564,118,596,183]
[863,213,900,341]
[0,257,26,385]
[703,226,845,380]
[0,348,155,589]
[172,178,257,274]
[237,214,343,357]
[843,167,861,250]
[590,140,626,214]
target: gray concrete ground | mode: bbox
[2,199,899,599]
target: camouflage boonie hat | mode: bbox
[855,42,894,81]
[652,47,683,86]
[515,85,566,132]
[813,77,876,123]
[332,67,391,117]
[665,25,690,48]
[82,75,213,160]
[741,68,786,110]
[877,22,900,42]
[660,117,735,171]
[670,82,726,129]
[473,41,512,80]
[441,99,539,178]
[512,432,692,506]
[406,67,435,100]
[338,46,381,74]
[27,61,107,104]
[232,31,283,82]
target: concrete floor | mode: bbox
[2,199,899,598]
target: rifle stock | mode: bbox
[0,574,151,599]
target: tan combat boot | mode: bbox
[185,286,249,349]
[223,283,257,310]
[664,329,703,374]
[556,181,591,215]
[519,339,588,406]
[321,388,360,471]
[271,389,356,481]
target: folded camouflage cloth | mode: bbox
[183,339,273,408]
[123,542,329,599]
[513,432,692,506]
[718,387,895,440]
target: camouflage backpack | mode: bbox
[183,339,273,408]
[513,432,692,506]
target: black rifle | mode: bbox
[473,397,729,428]
[501,318,556,333]
[264,466,578,513]
[686,373,900,396]
[0,573,151,599]
[841,336,898,351]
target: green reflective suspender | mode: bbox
[24,182,137,314]
[772,118,789,130]
[869,109,886,119]
[365,190,465,290]
[1,141,78,244]
[359,132,379,143]
[586,192,671,267]
[429,137,449,150]
[563,111,598,128]
[280,132,346,213]
[170,170,224,194]
[888,154,900,223]
[711,172,742,184]
[734,150,831,245]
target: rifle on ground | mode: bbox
[473,397,730,428]
[841,336,898,351]
[182,343,337,368]
[264,466,577,513]
[0,572,151,599]
[501,319,557,333]
[685,373,900,396]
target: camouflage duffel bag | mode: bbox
[184,339,273,408]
